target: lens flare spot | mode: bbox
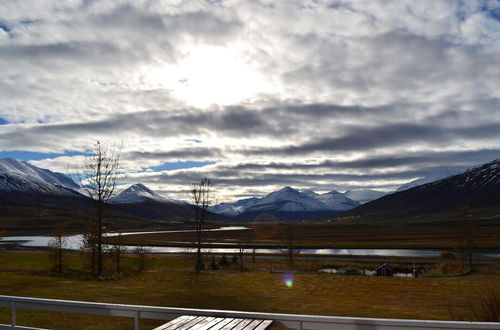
[281,273,294,288]
[253,213,278,239]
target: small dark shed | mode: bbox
[374,263,394,277]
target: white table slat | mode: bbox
[153,315,273,330]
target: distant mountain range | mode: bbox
[209,186,386,220]
[1,157,498,225]
[0,158,195,230]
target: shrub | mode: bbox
[209,256,219,270]
[440,260,467,274]
[219,254,229,267]
[439,251,456,260]
[424,260,469,276]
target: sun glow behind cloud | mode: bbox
[146,45,274,108]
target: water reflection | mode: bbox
[2,228,500,258]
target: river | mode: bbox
[2,226,500,259]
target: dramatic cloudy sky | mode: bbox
[1,0,500,201]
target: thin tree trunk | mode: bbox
[288,224,294,266]
[97,199,103,276]
[58,238,62,273]
[239,243,244,271]
[196,222,203,272]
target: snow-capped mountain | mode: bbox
[109,183,179,204]
[209,197,258,217]
[344,189,388,204]
[397,169,458,192]
[301,189,319,198]
[246,186,328,213]
[210,186,360,219]
[0,158,81,196]
[340,159,500,220]
[315,190,360,210]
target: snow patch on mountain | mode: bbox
[209,197,258,216]
[316,190,360,210]
[109,183,179,204]
[301,189,319,198]
[246,186,328,212]
[344,189,388,204]
[211,186,361,216]
[397,169,458,192]
[0,158,81,196]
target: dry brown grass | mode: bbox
[0,251,499,329]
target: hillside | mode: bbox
[337,160,500,220]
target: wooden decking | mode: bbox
[153,315,273,330]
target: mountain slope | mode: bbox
[316,190,360,210]
[109,183,179,204]
[222,186,359,221]
[210,186,361,220]
[247,186,327,212]
[0,158,82,196]
[344,189,388,204]
[397,169,457,192]
[338,160,500,220]
[209,197,258,217]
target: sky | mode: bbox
[1,0,500,202]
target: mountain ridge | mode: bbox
[210,186,362,220]
[337,159,500,220]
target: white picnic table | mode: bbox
[153,315,273,330]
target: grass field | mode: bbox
[0,250,499,329]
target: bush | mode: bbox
[209,256,219,270]
[426,260,468,276]
[440,251,456,260]
[219,254,229,267]
[440,261,467,274]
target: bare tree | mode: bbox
[285,222,295,266]
[48,224,67,273]
[191,177,212,273]
[110,233,127,273]
[238,241,245,271]
[135,240,152,272]
[80,223,99,273]
[460,205,476,268]
[78,141,122,276]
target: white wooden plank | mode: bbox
[253,320,273,330]
[170,316,205,330]
[177,316,213,330]
[241,319,263,330]
[230,319,253,330]
[193,317,225,330]
[154,315,194,330]
[205,318,235,330]
[219,318,245,330]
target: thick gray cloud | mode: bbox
[2,0,500,201]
